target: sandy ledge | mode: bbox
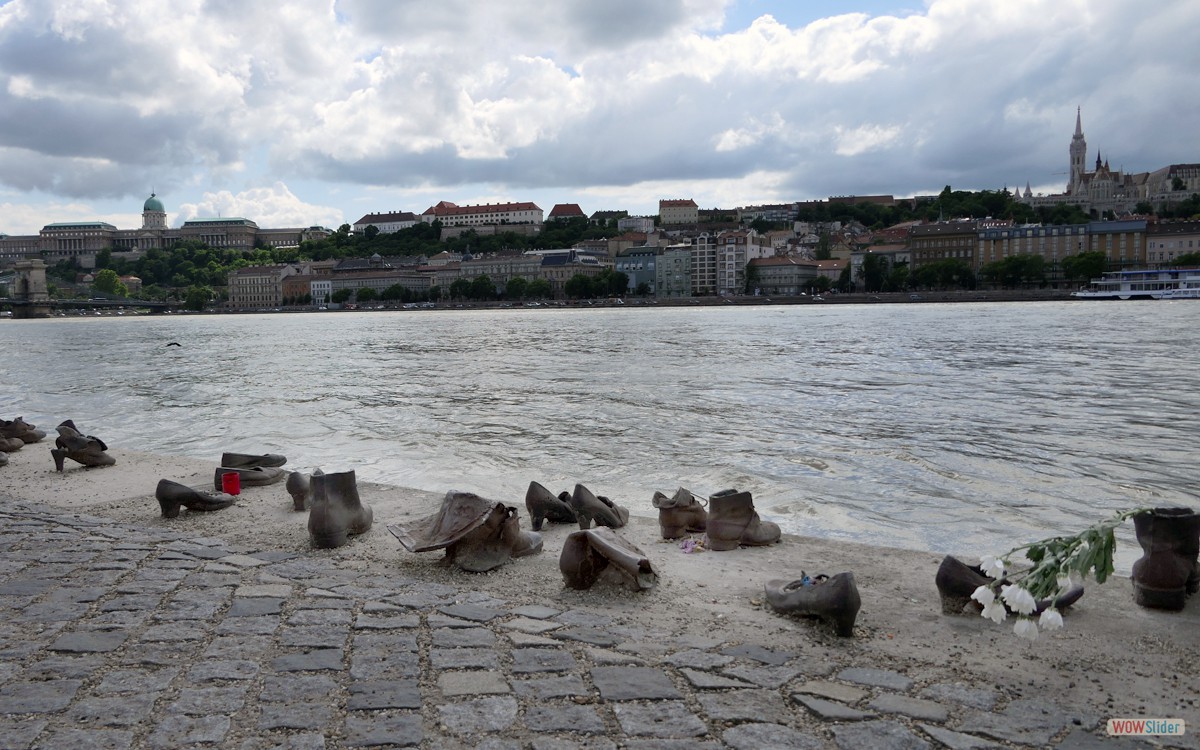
[3,444,1199,733]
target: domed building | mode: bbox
[142,193,167,230]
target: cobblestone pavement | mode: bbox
[0,504,1169,750]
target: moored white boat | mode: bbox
[1071,268,1200,300]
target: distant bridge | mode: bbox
[2,259,179,318]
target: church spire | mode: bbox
[1074,106,1082,137]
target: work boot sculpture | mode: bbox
[2,417,46,444]
[51,420,116,471]
[652,487,708,539]
[1131,507,1200,611]
[704,489,780,550]
[308,469,374,548]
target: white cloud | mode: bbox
[175,182,343,229]
[0,0,1197,226]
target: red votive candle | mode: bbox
[221,471,241,496]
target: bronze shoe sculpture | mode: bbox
[569,484,629,530]
[213,465,287,490]
[935,555,1084,615]
[560,527,657,591]
[285,471,312,511]
[0,451,7,467]
[704,489,780,550]
[389,490,542,572]
[1131,507,1200,610]
[765,572,861,637]
[0,436,24,452]
[221,451,287,469]
[652,487,708,539]
[51,420,116,471]
[525,481,576,530]
[1,417,46,444]
[155,479,236,518]
[307,469,373,548]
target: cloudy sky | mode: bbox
[1,0,1196,235]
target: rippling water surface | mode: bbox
[3,301,1198,569]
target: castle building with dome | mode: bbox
[0,194,331,269]
[1017,109,1199,217]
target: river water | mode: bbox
[3,301,1197,570]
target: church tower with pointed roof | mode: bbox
[1068,107,1087,195]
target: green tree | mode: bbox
[356,287,378,302]
[858,254,889,293]
[332,288,354,304]
[564,274,594,299]
[364,225,380,241]
[1061,251,1107,284]
[469,275,496,300]
[815,232,832,260]
[527,278,552,299]
[449,278,471,300]
[744,262,761,294]
[505,276,529,300]
[92,269,128,297]
[184,285,212,311]
[1173,252,1200,266]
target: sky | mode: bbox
[0,0,1197,235]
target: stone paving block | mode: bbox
[228,597,284,617]
[502,616,565,634]
[0,717,46,749]
[95,667,180,695]
[524,702,608,734]
[697,689,791,723]
[555,610,613,627]
[17,601,92,622]
[121,642,201,667]
[438,695,519,735]
[432,626,497,648]
[0,678,83,712]
[793,679,868,704]
[99,594,164,612]
[1053,728,1156,749]
[49,629,128,652]
[958,699,1100,746]
[438,603,504,622]
[430,647,500,670]
[552,627,620,647]
[837,666,914,690]
[288,608,353,626]
[719,643,793,666]
[343,713,424,747]
[280,625,346,648]
[272,648,344,672]
[187,659,260,681]
[511,674,590,700]
[353,632,419,653]
[722,722,824,750]
[869,693,950,722]
[679,667,755,689]
[158,599,221,620]
[428,613,479,629]
[510,604,560,619]
[22,654,106,680]
[919,682,999,710]
[36,728,134,750]
[258,701,333,730]
[218,553,268,567]
[591,666,682,701]
[204,634,274,659]
[505,631,560,647]
[721,663,806,688]
[347,679,422,710]
[116,579,180,596]
[168,686,248,715]
[146,714,231,749]
[349,653,420,680]
[354,613,420,629]
[138,622,211,642]
[215,613,281,635]
[236,583,293,598]
[832,719,931,750]
[792,694,876,721]
[917,724,1003,750]
[663,648,736,670]
[67,693,157,726]
[261,673,340,701]
[613,701,707,738]
[439,670,511,697]
[511,647,579,674]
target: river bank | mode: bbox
[2,443,1197,746]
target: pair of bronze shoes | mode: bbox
[213,452,288,491]
[935,555,1084,615]
[2,417,46,444]
[525,481,629,531]
[390,490,542,572]
[51,420,115,471]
